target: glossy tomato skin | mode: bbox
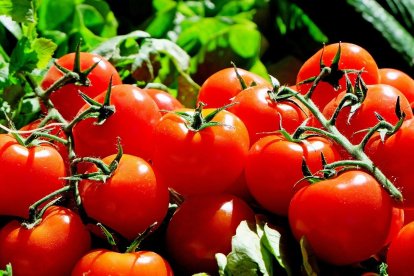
[365,118,414,208]
[322,84,413,144]
[166,194,255,275]
[41,52,122,120]
[288,170,400,265]
[379,68,414,108]
[196,67,272,108]
[0,134,66,218]
[143,88,183,111]
[71,249,174,276]
[387,221,414,276]
[228,85,309,145]
[73,84,161,163]
[245,134,340,216]
[152,109,250,197]
[296,42,380,110]
[79,154,169,240]
[0,206,91,276]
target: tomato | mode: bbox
[79,154,169,240]
[41,52,122,120]
[228,85,309,145]
[71,249,173,276]
[296,42,380,110]
[0,206,91,276]
[152,108,250,197]
[322,84,413,144]
[73,84,161,163]
[196,67,272,108]
[379,68,414,108]
[288,170,400,265]
[166,194,255,275]
[387,221,414,276]
[143,88,184,111]
[245,134,340,216]
[0,134,66,218]
[365,118,414,208]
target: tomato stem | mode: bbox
[125,222,158,253]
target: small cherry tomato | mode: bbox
[387,221,414,276]
[379,68,414,108]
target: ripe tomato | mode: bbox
[143,88,183,111]
[365,118,414,208]
[296,42,380,110]
[152,108,250,197]
[289,170,400,265]
[71,249,174,276]
[41,52,122,120]
[166,194,255,275]
[196,67,272,108]
[245,134,340,216]
[228,85,309,145]
[387,221,414,276]
[0,134,66,218]
[73,84,161,163]
[0,206,91,276]
[79,154,169,240]
[322,84,413,144]
[379,68,414,108]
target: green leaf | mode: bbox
[37,0,76,31]
[228,24,261,58]
[0,15,22,39]
[145,1,177,38]
[0,262,12,276]
[0,0,34,23]
[300,237,319,276]
[9,36,38,74]
[31,37,57,69]
[347,0,414,66]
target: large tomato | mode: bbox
[245,134,340,216]
[387,221,414,276]
[0,206,91,276]
[196,67,272,108]
[322,84,413,144]
[288,170,401,265]
[365,118,414,208]
[296,42,380,110]
[166,194,255,275]
[41,52,122,120]
[71,249,174,276]
[79,154,169,240]
[0,134,66,218]
[228,85,309,145]
[379,68,414,108]
[152,108,250,197]
[143,88,183,111]
[73,84,161,163]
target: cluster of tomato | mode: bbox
[0,41,414,275]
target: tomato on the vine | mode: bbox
[71,249,174,276]
[387,221,414,276]
[41,52,122,120]
[379,68,414,108]
[0,134,66,218]
[245,133,340,216]
[143,88,184,111]
[296,42,380,110]
[288,170,401,266]
[166,194,255,275]
[196,67,272,108]
[0,206,91,276]
[79,153,169,240]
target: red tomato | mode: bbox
[79,154,169,240]
[228,85,309,145]
[245,134,340,216]
[365,118,414,208]
[289,170,400,265]
[0,134,66,218]
[152,108,250,197]
[296,42,380,110]
[0,206,91,276]
[166,194,255,275]
[387,221,414,276]
[379,68,414,108]
[196,67,272,108]
[71,249,173,276]
[41,52,122,120]
[143,88,183,111]
[73,84,161,163]
[322,84,413,144]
